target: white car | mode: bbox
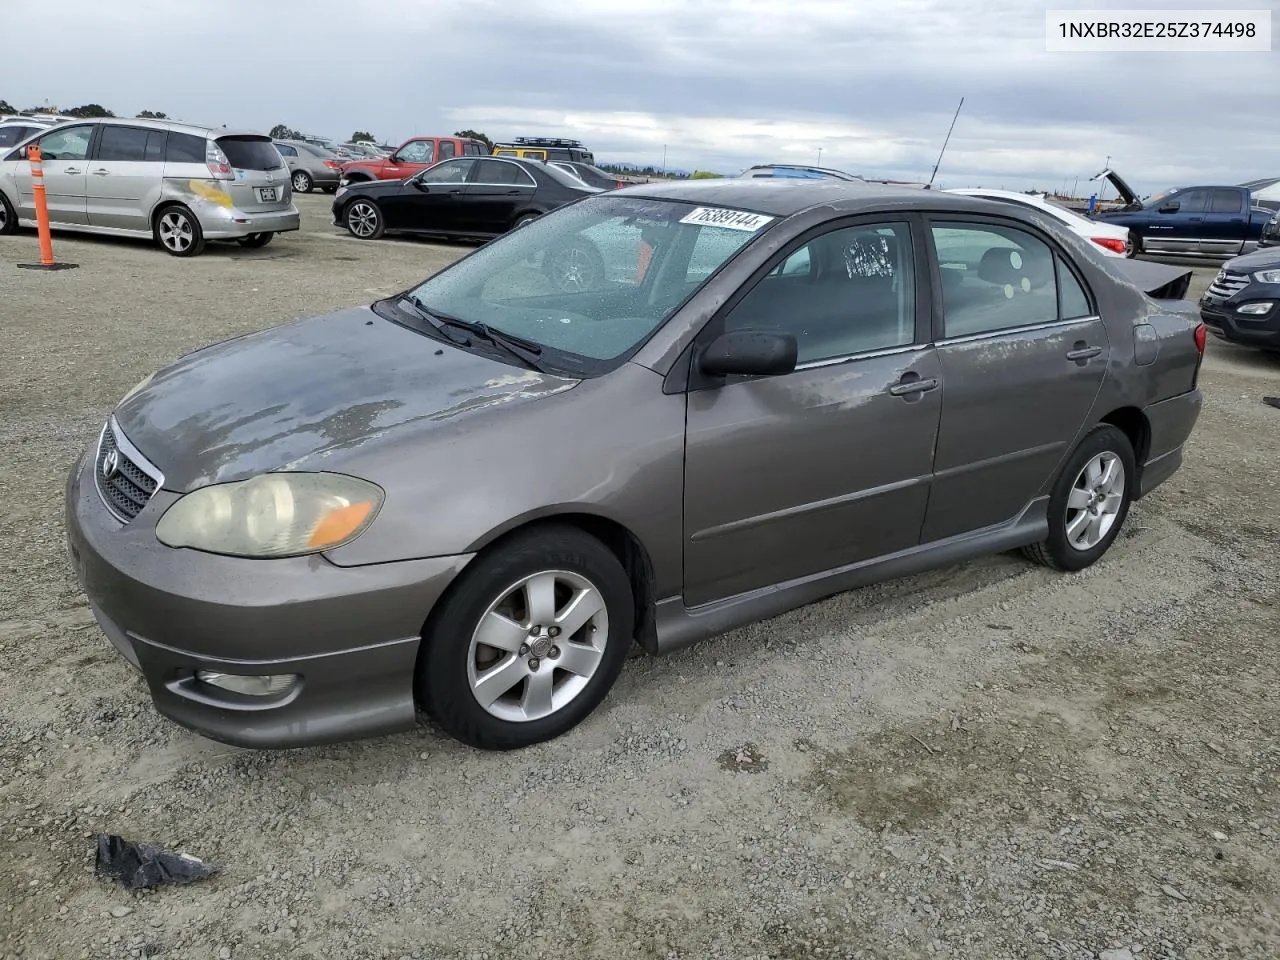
[945,188,1133,258]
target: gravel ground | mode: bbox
[1,197,1278,960]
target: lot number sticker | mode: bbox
[679,207,775,231]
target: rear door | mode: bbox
[214,135,290,212]
[920,218,1109,543]
[462,158,536,232]
[86,124,167,232]
[1144,189,1207,254]
[16,123,95,224]
[1200,188,1248,256]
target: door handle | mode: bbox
[505,189,522,195]
[91,169,110,176]
[63,167,83,175]
[888,373,939,397]
[1066,344,1102,362]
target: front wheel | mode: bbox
[1023,424,1135,572]
[344,199,384,239]
[417,525,634,750]
[154,206,206,257]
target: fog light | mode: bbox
[1237,301,1275,316]
[196,671,298,696]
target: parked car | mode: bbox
[738,163,864,182]
[332,155,600,241]
[273,139,343,193]
[342,141,388,159]
[946,188,1132,257]
[548,160,628,190]
[338,136,489,184]
[0,117,298,256]
[1091,171,1271,257]
[66,179,1205,750]
[0,116,60,151]
[492,137,595,164]
[1198,244,1280,350]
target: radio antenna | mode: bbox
[926,96,965,189]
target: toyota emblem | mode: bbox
[101,447,120,480]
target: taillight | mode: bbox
[1091,237,1127,254]
[205,140,233,180]
[616,180,625,189]
[324,160,341,170]
[1194,322,1206,354]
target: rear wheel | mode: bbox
[291,171,313,193]
[154,206,206,257]
[1023,424,1135,572]
[417,525,633,750]
[0,191,16,235]
[236,232,273,248]
[344,200,384,239]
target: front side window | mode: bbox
[96,126,151,162]
[724,222,916,363]
[397,140,433,164]
[405,196,773,368]
[418,158,475,183]
[931,222,1071,337]
[1168,190,1207,213]
[37,125,93,161]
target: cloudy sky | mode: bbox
[5,0,1276,195]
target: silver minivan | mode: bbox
[0,118,301,256]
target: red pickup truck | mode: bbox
[338,136,488,184]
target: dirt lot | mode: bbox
[1,196,1278,960]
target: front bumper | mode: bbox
[64,447,472,749]
[198,204,302,240]
[1199,288,1280,349]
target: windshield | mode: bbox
[405,195,776,370]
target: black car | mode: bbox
[1199,243,1280,352]
[331,156,601,241]
[548,160,627,190]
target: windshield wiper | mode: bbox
[396,294,471,347]
[404,298,551,372]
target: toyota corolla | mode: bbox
[65,179,1205,751]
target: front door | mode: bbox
[386,139,435,179]
[682,219,941,607]
[16,123,95,225]
[921,218,1109,543]
[86,124,167,232]
[1144,188,1207,254]
[462,158,536,232]
[384,157,474,232]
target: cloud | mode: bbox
[3,0,1276,194]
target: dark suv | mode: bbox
[1199,236,1280,352]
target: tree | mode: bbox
[690,170,722,179]
[0,99,15,115]
[350,130,375,143]
[136,110,168,119]
[455,129,493,150]
[65,103,114,118]
[270,123,301,140]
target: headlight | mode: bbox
[119,372,154,405]
[156,472,383,558]
[335,185,348,197]
[1253,269,1280,284]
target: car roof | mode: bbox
[39,116,271,139]
[616,177,992,217]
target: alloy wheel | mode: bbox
[292,172,311,192]
[347,202,379,238]
[158,212,194,253]
[1065,451,1125,551]
[466,569,609,723]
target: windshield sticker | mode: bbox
[679,207,775,231]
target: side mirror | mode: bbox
[1158,202,1180,213]
[413,179,431,191]
[698,330,798,378]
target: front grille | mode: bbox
[1263,219,1280,242]
[94,419,162,522]
[1206,270,1250,300]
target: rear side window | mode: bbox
[438,141,456,160]
[1057,256,1093,319]
[96,126,157,162]
[275,143,298,157]
[931,222,1062,337]
[1209,189,1241,214]
[166,132,206,163]
[217,137,284,170]
[463,141,485,156]
[474,158,533,185]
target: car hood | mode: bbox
[1089,167,1141,208]
[341,176,406,192]
[113,306,579,491]
[1224,246,1280,272]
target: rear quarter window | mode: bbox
[217,137,284,170]
[165,132,206,164]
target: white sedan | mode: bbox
[945,188,1133,258]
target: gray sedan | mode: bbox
[65,180,1205,751]
[273,139,343,193]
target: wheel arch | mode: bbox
[1098,405,1151,478]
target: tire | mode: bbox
[0,191,16,235]
[1023,424,1136,572]
[236,232,273,248]
[542,237,607,293]
[417,524,634,750]
[322,185,338,194]
[154,205,206,257]
[344,199,384,240]
[291,171,313,193]
[1130,235,1143,257]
